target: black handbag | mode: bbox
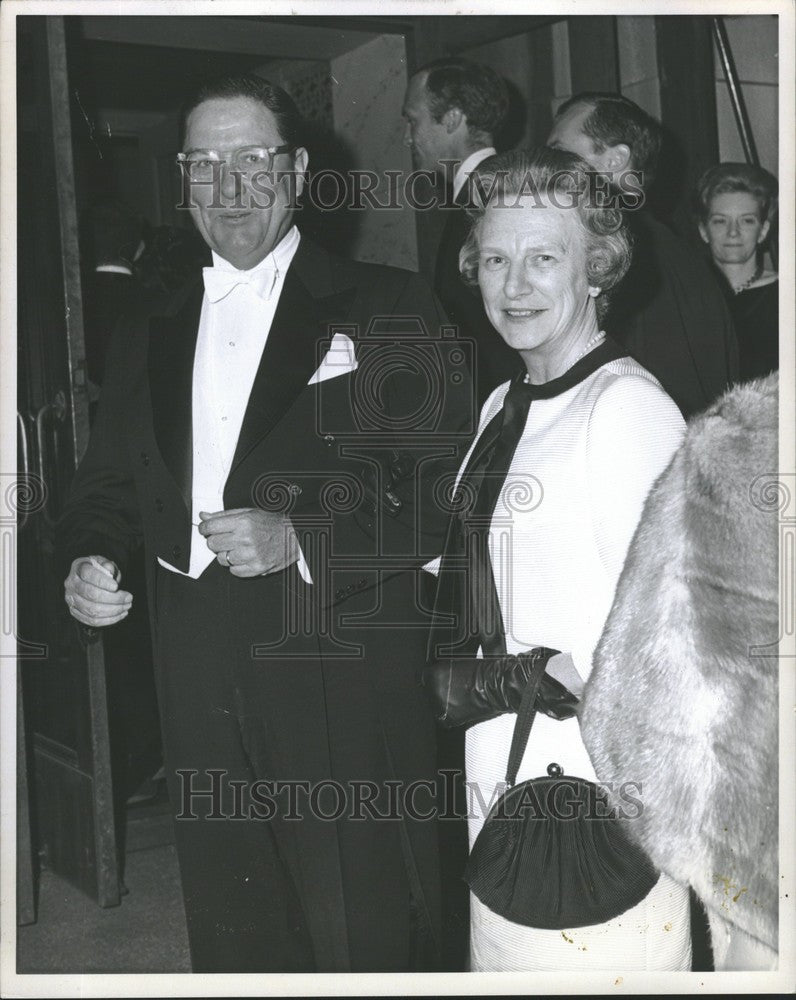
[463,653,660,929]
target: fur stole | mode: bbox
[581,373,779,966]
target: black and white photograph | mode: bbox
[1,1,793,995]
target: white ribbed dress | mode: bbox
[461,356,692,972]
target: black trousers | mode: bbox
[154,563,315,973]
[152,562,423,972]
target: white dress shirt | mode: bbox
[452,146,496,201]
[158,225,311,581]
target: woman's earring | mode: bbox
[588,286,601,298]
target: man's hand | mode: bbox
[64,556,132,627]
[198,508,299,578]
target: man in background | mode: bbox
[548,92,738,419]
[81,198,145,388]
[81,197,163,851]
[403,58,519,408]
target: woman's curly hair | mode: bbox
[695,161,778,225]
[458,147,633,323]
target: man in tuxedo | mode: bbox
[59,74,471,973]
[548,92,738,419]
[403,58,519,408]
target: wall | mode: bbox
[550,16,661,118]
[714,14,779,176]
[572,15,778,177]
[464,28,556,149]
[550,15,778,178]
[87,108,173,228]
[329,34,417,270]
[269,40,418,270]
[616,16,661,119]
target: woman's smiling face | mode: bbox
[477,194,597,367]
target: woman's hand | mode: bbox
[424,647,566,728]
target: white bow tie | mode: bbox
[202,264,278,303]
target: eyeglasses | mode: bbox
[175,144,294,179]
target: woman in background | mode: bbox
[696,163,778,382]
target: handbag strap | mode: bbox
[505,648,554,788]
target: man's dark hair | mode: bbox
[555,92,662,184]
[419,57,508,143]
[178,73,305,150]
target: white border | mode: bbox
[1,1,794,996]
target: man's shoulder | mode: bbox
[633,212,711,272]
[297,237,427,299]
[626,211,731,316]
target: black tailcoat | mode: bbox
[58,237,473,970]
[605,211,739,419]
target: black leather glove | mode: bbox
[424,648,579,729]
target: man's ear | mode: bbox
[602,143,631,173]
[292,147,309,198]
[442,107,464,135]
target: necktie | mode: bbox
[428,337,625,665]
[202,264,277,303]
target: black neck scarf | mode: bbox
[428,336,625,663]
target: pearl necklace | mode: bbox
[731,262,763,295]
[524,331,606,383]
[575,330,606,361]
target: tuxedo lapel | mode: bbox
[148,281,203,512]
[147,242,356,504]
[229,244,355,475]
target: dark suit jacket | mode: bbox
[434,196,521,410]
[605,211,739,420]
[58,237,474,969]
[82,269,139,385]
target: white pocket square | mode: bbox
[308,332,358,385]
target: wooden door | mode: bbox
[17,14,119,917]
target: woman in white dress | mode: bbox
[425,147,692,971]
